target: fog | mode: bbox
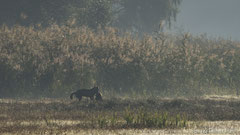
[173,0,240,41]
[1,1,240,134]
[1,0,240,98]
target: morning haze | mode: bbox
[174,0,240,41]
[0,0,240,134]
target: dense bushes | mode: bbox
[0,24,240,97]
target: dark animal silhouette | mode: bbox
[70,87,99,101]
[95,92,103,101]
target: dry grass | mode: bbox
[1,96,240,134]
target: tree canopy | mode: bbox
[0,0,182,32]
[113,0,182,32]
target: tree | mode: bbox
[0,0,112,28]
[113,0,182,33]
[67,0,112,29]
[0,0,68,26]
[0,0,182,32]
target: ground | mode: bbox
[0,95,240,134]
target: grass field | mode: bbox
[0,96,240,134]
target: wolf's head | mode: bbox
[95,92,103,101]
[92,86,99,93]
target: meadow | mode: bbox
[0,96,240,134]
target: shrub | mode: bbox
[0,24,240,97]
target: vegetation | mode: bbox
[122,106,187,128]
[0,0,181,32]
[114,0,181,32]
[0,0,112,28]
[0,1,239,134]
[1,96,240,134]
[0,24,240,97]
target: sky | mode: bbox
[172,0,240,41]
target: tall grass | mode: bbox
[0,24,240,97]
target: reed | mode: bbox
[0,24,240,97]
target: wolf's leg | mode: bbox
[78,96,82,101]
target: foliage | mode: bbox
[123,106,187,128]
[113,0,182,32]
[0,0,182,32]
[0,24,240,97]
[66,0,113,29]
[0,0,112,28]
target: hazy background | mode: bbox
[173,0,240,41]
[1,0,240,98]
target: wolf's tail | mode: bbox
[70,92,75,99]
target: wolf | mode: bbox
[95,92,103,101]
[70,87,99,101]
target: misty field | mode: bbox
[1,0,240,134]
[1,24,240,134]
[0,96,240,134]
